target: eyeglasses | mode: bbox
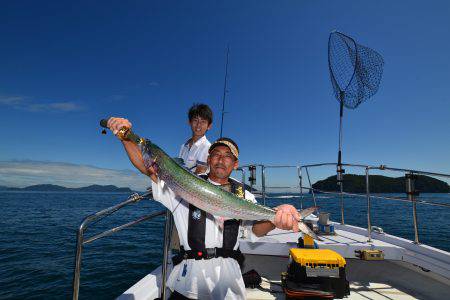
[209,151,235,162]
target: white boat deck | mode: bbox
[241,227,404,261]
[119,222,450,300]
[242,255,450,300]
[240,221,450,280]
[247,281,421,300]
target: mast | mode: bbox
[219,45,230,138]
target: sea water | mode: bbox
[0,191,449,299]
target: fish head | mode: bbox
[299,206,320,219]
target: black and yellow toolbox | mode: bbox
[355,249,384,260]
[281,249,350,299]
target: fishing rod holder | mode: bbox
[405,173,419,197]
[336,165,346,224]
[336,165,345,185]
[248,165,257,185]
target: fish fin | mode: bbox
[298,206,319,219]
[298,221,322,241]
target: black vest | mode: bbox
[187,175,246,252]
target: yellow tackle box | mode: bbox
[290,249,347,268]
[282,249,350,299]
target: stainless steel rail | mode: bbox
[365,167,372,242]
[305,167,317,207]
[406,172,420,244]
[161,211,173,300]
[296,186,450,208]
[297,166,303,209]
[72,191,165,300]
[73,162,449,299]
[238,162,450,245]
[83,210,166,244]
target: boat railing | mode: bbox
[73,163,449,300]
[72,191,166,300]
[237,162,450,243]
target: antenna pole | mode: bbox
[219,45,230,138]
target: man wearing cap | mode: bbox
[107,119,301,300]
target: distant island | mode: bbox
[0,184,133,193]
[312,174,450,193]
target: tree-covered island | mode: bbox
[312,174,450,193]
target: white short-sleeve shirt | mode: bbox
[151,177,257,300]
[178,135,211,172]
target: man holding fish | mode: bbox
[107,117,313,300]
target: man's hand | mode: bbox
[273,204,301,232]
[106,117,156,180]
[252,204,301,237]
[107,117,132,139]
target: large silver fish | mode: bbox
[140,139,320,240]
[101,121,320,240]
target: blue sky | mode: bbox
[1,1,449,189]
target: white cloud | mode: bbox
[0,95,84,112]
[0,160,150,191]
[0,95,26,106]
[148,81,160,87]
[26,102,83,112]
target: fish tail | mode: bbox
[298,221,322,241]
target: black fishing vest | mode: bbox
[187,175,247,252]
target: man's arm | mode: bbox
[120,139,147,174]
[252,204,301,237]
[194,144,210,174]
[252,221,276,237]
[108,117,157,182]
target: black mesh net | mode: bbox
[328,31,384,109]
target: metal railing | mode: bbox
[238,162,450,244]
[72,191,165,300]
[73,162,450,300]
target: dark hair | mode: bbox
[188,103,213,125]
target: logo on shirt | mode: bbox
[192,209,202,220]
[235,186,245,198]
